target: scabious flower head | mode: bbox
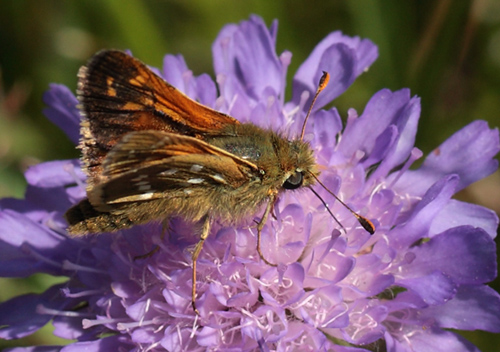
[1,15,499,352]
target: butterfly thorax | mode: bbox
[207,123,319,198]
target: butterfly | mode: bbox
[65,50,374,313]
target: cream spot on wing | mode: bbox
[136,191,155,200]
[211,174,226,184]
[159,169,178,176]
[187,178,204,184]
[190,164,204,172]
[109,191,156,203]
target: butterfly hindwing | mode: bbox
[88,130,259,209]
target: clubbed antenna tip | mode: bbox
[354,214,375,235]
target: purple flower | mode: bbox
[1,15,499,352]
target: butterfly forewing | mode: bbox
[78,50,239,183]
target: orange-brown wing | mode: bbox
[87,130,259,210]
[78,49,238,182]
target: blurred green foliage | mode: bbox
[0,0,499,350]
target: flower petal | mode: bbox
[25,160,84,189]
[430,199,498,239]
[293,32,377,109]
[213,15,283,105]
[161,54,192,94]
[398,271,457,305]
[365,96,421,181]
[4,347,63,352]
[0,285,72,339]
[338,89,412,161]
[42,84,80,145]
[390,175,459,248]
[386,329,480,352]
[310,108,343,163]
[401,226,497,285]
[60,335,133,352]
[394,121,500,195]
[423,285,500,332]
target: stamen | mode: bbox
[117,319,155,331]
[62,288,102,298]
[144,341,163,352]
[37,304,93,318]
[182,70,193,94]
[83,317,128,329]
[44,217,70,236]
[63,160,86,190]
[190,315,199,338]
[62,260,109,274]
[139,298,151,326]
[20,243,63,268]
[388,147,423,188]
[279,51,292,105]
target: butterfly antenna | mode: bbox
[300,71,330,141]
[308,186,347,234]
[309,172,375,234]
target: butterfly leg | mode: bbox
[191,215,211,315]
[256,194,277,267]
[133,221,170,260]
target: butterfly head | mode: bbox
[276,137,318,192]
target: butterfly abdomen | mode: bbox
[65,199,136,235]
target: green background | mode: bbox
[0,0,499,350]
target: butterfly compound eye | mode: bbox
[283,171,303,190]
